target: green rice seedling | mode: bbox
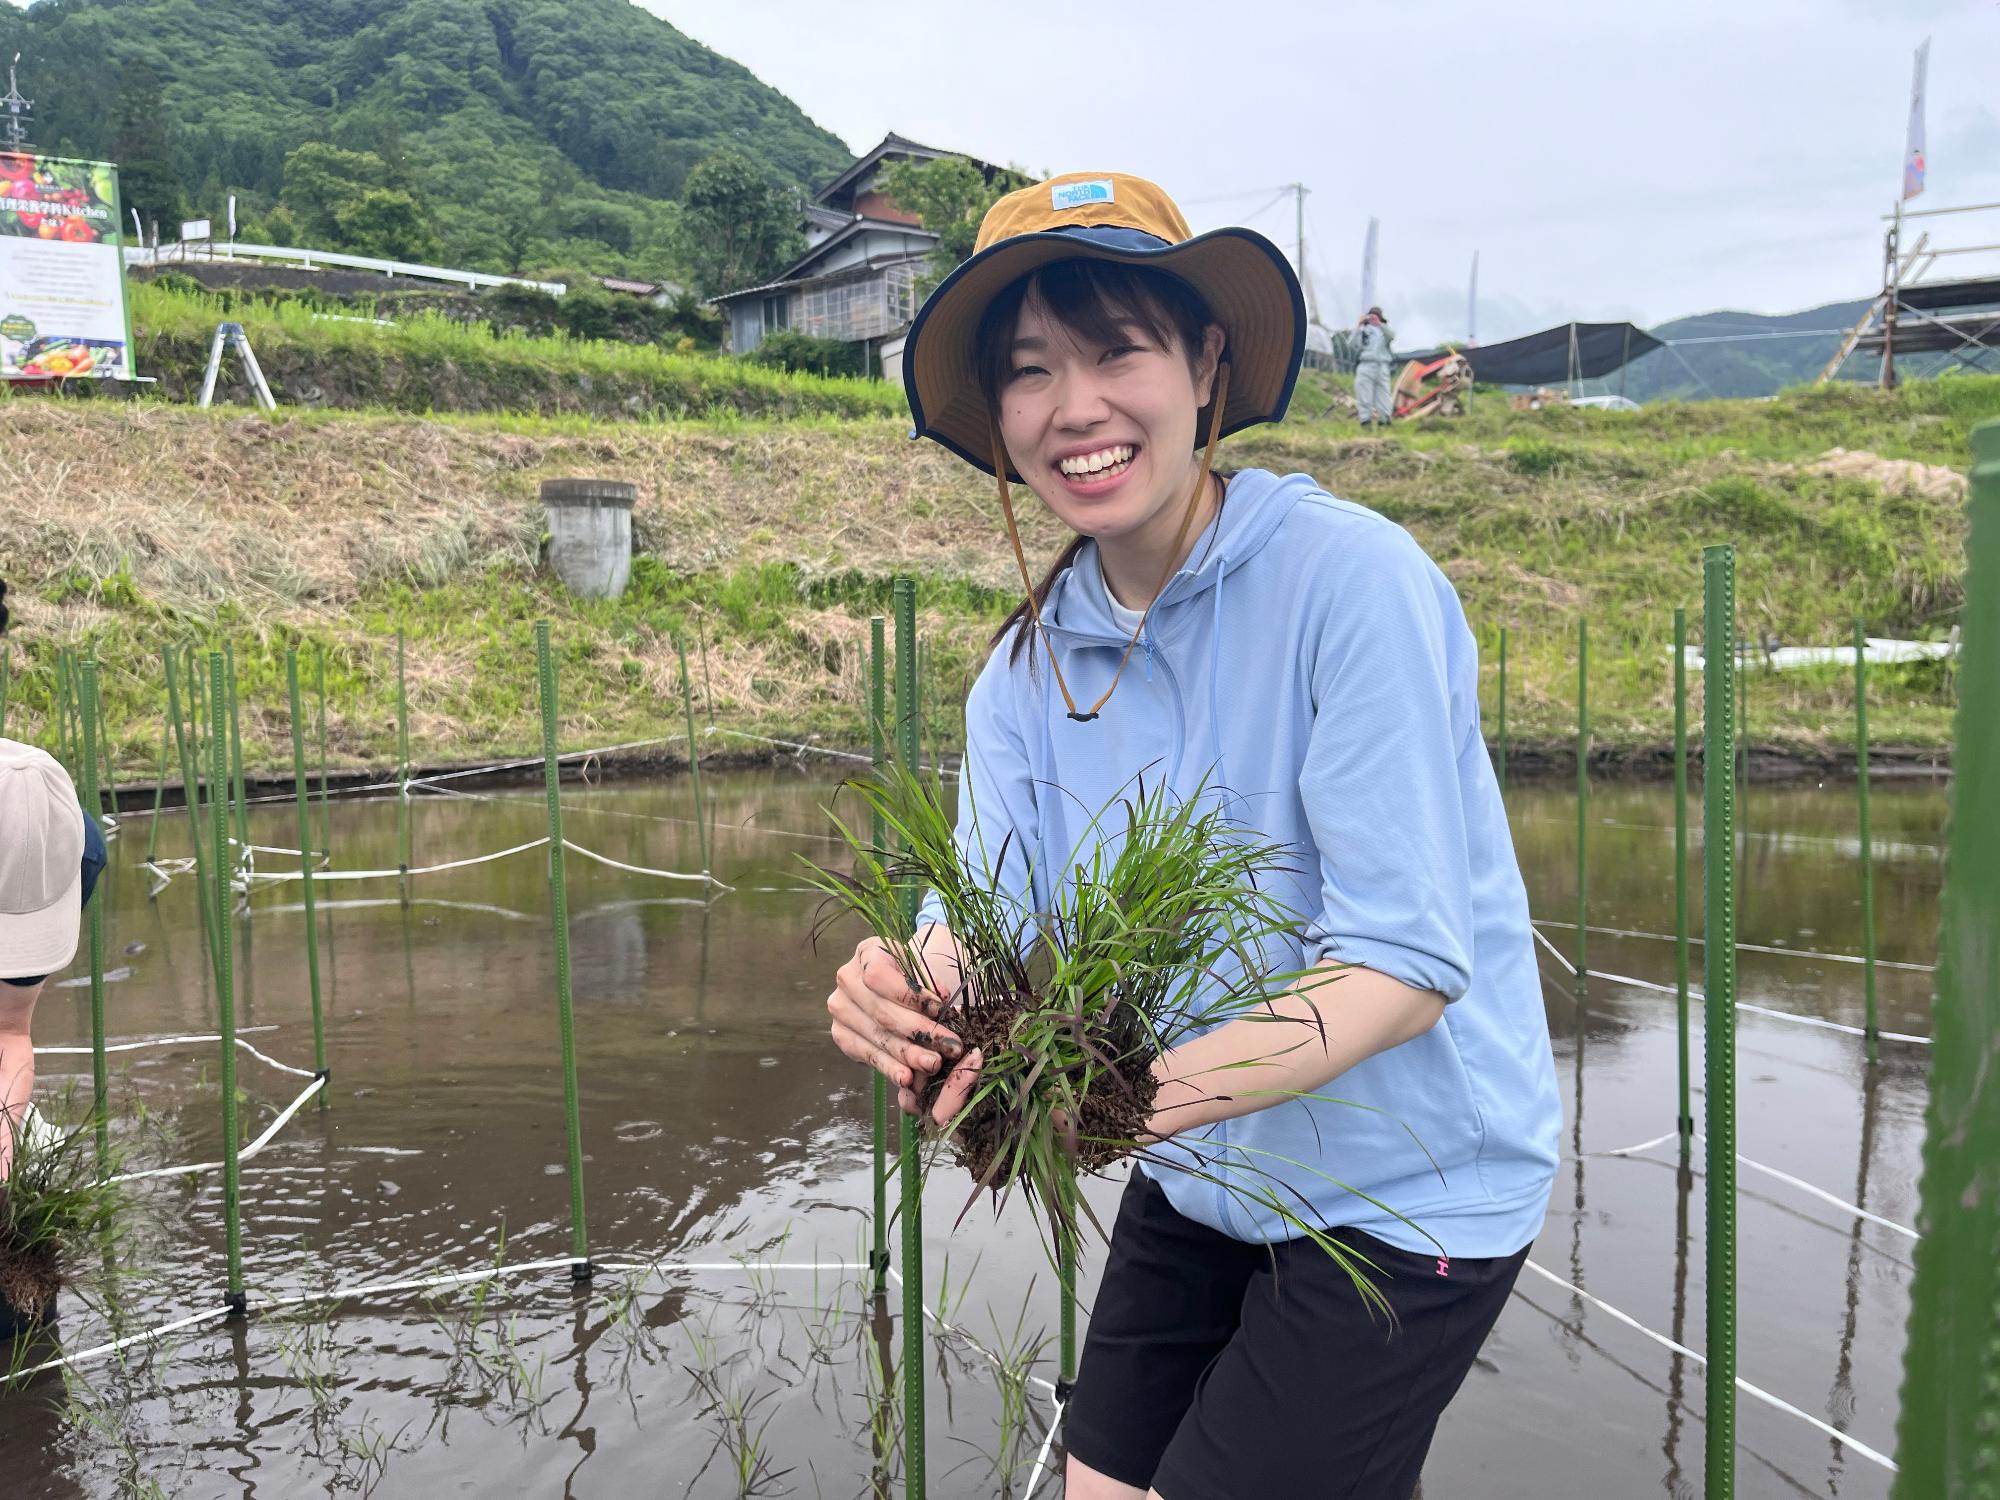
[982,1283,1055,1498]
[804,761,1436,1308]
[0,1101,130,1345]
[685,1358,797,1498]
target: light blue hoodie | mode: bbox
[919,469,1561,1259]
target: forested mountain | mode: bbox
[1612,298,1874,402]
[0,0,854,279]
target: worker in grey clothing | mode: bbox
[1354,305,1394,429]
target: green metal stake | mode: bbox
[1496,626,1508,797]
[286,652,329,1099]
[894,577,926,1500]
[674,634,710,876]
[868,615,890,1298]
[224,642,249,874]
[76,662,110,1169]
[144,717,169,868]
[208,651,246,1315]
[535,621,591,1280]
[1701,545,1739,1500]
[1575,617,1589,988]
[1892,417,2000,1498]
[697,612,715,724]
[1853,619,1879,1066]
[396,627,411,879]
[95,669,118,829]
[164,648,219,983]
[1059,1224,1078,1398]
[315,644,331,871]
[1673,608,1692,1153]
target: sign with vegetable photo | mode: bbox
[0,154,133,380]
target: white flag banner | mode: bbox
[227,194,237,238]
[1467,250,1479,345]
[1903,38,1929,201]
[1358,217,1379,318]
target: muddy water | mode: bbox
[0,767,1940,1498]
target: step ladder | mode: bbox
[196,321,277,411]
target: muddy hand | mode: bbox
[909,1048,983,1129]
[826,935,963,1101]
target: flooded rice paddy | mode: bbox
[0,766,1943,1498]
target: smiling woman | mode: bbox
[822,170,1561,1500]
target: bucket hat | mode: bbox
[0,740,85,981]
[900,172,1306,721]
[903,171,1307,480]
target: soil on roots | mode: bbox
[0,1239,61,1322]
[921,987,1161,1185]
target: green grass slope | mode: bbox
[0,377,1988,784]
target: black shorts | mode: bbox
[1065,1170,1526,1500]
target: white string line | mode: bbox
[706,725,963,781]
[402,734,690,790]
[1529,927,1932,1045]
[1532,917,1935,974]
[1023,1397,1067,1498]
[36,1030,313,1081]
[559,840,731,891]
[35,1024,280,1056]
[1582,1127,1920,1240]
[1518,1259,1896,1471]
[5,1305,233,1383]
[107,1074,326,1186]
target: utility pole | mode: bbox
[2,53,33,151]
[1291,182,1321,326]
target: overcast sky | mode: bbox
[653,0,2000,346]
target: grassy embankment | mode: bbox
[1,291,1988,783]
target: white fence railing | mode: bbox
[123,241,565,296]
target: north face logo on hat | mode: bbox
[1050,179,1115,211]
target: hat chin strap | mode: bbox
[988,362,1231,723]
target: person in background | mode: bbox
[1355,304,1395,430]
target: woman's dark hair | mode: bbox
[0,579,9,636]
[972,259,1220,664]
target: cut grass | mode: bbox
[0,376,1987,774]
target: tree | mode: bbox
[111,63,185,233]
[675,149,802,297]
[281,142,439,260]
[877,155,1032,292]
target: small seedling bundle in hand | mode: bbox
[807,763,1418,1301]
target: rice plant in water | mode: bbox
[0,1104,126,1341]
[805,761,1420,1305]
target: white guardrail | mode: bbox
[124,241,565,296]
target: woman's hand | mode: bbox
[826,927,970,1117]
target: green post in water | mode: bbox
[224,642,249,875]
[1496,626,1508,797]
[315,644,332,870]
[674,633,710,876]
[75,661,110,1169]
[396,628,411,880]
[1673,608,1692,1153]
[208,652,246,1313]
[869,615,890,1297]
[144,717,169,867]
[1701,546,1739,1499]
[286,652,329,1098]
[164,648,219,983]
[1892,418,2000,1497]
[1575,617,1588,988]
[535,621,590,1279]
[894,577,926,1500]
[1852,619,1879,1065]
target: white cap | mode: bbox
[0,739,85,980]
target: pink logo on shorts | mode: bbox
[1436,1256,1450,1278]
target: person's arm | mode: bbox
[1142,965,1440,1139]
[0,979,43,1178]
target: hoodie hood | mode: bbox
[1041,469,1320,646]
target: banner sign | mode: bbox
[0,153,133,380]
[1903,38,1929,202]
